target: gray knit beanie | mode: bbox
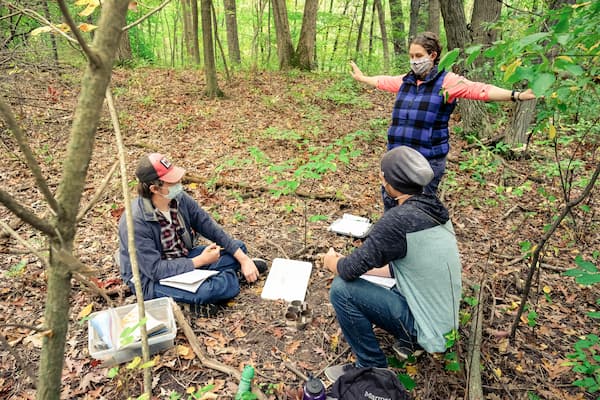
[380,146,434,194]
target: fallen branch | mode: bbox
[466,280,486,400]
[185,172,336,201]
[171,301,266,400]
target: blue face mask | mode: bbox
[162,183,184,200]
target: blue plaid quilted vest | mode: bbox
[387,67,456,159]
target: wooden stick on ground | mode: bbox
[466,280,486,400]
[170,300,266,400]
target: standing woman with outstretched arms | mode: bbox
[350,31,535,208]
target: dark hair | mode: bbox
[137,179,163,199]
[410,32,442,64]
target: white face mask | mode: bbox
[410,56,434,76]
[162,182,184,200]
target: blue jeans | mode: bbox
[153,240,245,305]
[381,155,446,212]
[329,276,418,368]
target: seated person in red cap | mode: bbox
[322,146,462,381]
[118,153,267,315]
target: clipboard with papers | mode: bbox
[328,213,373,238]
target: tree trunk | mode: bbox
[439,0,491,137]
[506,101,536,145]
[329,0,350,70]
[271,0,294,69]
[35,1,131,398]
[354,0,368,56]
[374,0,389,71]
[470,0,501,69]
[115,29,133,63]
[190,0,201,65]
[408,0,420,44]
[427,0,440,36]
[388,0,405,58]
[223,0,241,64]
[200,0,222,96]
[182,0,195,58]
[43,0,59,66]
[295,0,318,70]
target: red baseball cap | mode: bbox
[136,153,186,183]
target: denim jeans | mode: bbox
[152,240,245,305]
[381,155,446,212]
[329,276,418,368]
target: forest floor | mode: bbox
[0,66,598,400]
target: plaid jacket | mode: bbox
[387,67,456,159]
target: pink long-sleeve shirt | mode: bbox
[376,72,494,103]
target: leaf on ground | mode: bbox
[176,344,195,360]
[285,340,301,355]
[78,303,93,320]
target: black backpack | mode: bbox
[330,367,411,400]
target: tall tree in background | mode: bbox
[295,0,318,70]
[200,0,222,96]
[427,0,440,36]
[373,0,389,71]
[272,0,294,69]
[182,0,201,64]
[353,0,368,58]
[470,0,501,67]
[116,30,133,63]
[388,0,406,58]
[224,0,241,64]
[439,0,492,137]
[408,0,421,43]
[271,0,318,70]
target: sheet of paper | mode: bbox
[159,269,219,293]
[260,258,312,302]
[359,274,396,289]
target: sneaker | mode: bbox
[392,341,424,361]
[324,363,358,382]
[191,303,224,318]
[252,258,268,274]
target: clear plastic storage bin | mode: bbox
[88,297,177,366]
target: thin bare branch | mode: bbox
[76,160,119,222]
[0,219,50,269]
[1,1,78,44]
[56,0,102,67]
[0,188,56,236]
[123,0,173,31]
[72,272,113,306]
[510,161,600,339]
[105,86,152,395]
[0,97,60,214]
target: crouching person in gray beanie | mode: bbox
[323,146,462,382]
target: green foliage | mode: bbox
[6,259,27,278]
[386,357,416,390]
[565,334,600,394]
[564,255,600,286]
[318,78,372,108]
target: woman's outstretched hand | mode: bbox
[349,61,364,82]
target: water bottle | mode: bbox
[235,365,255,399]
[303,375,326,400]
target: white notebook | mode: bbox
[159,269,219,293]
[260,258,312,302]
[359,274,396,289]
